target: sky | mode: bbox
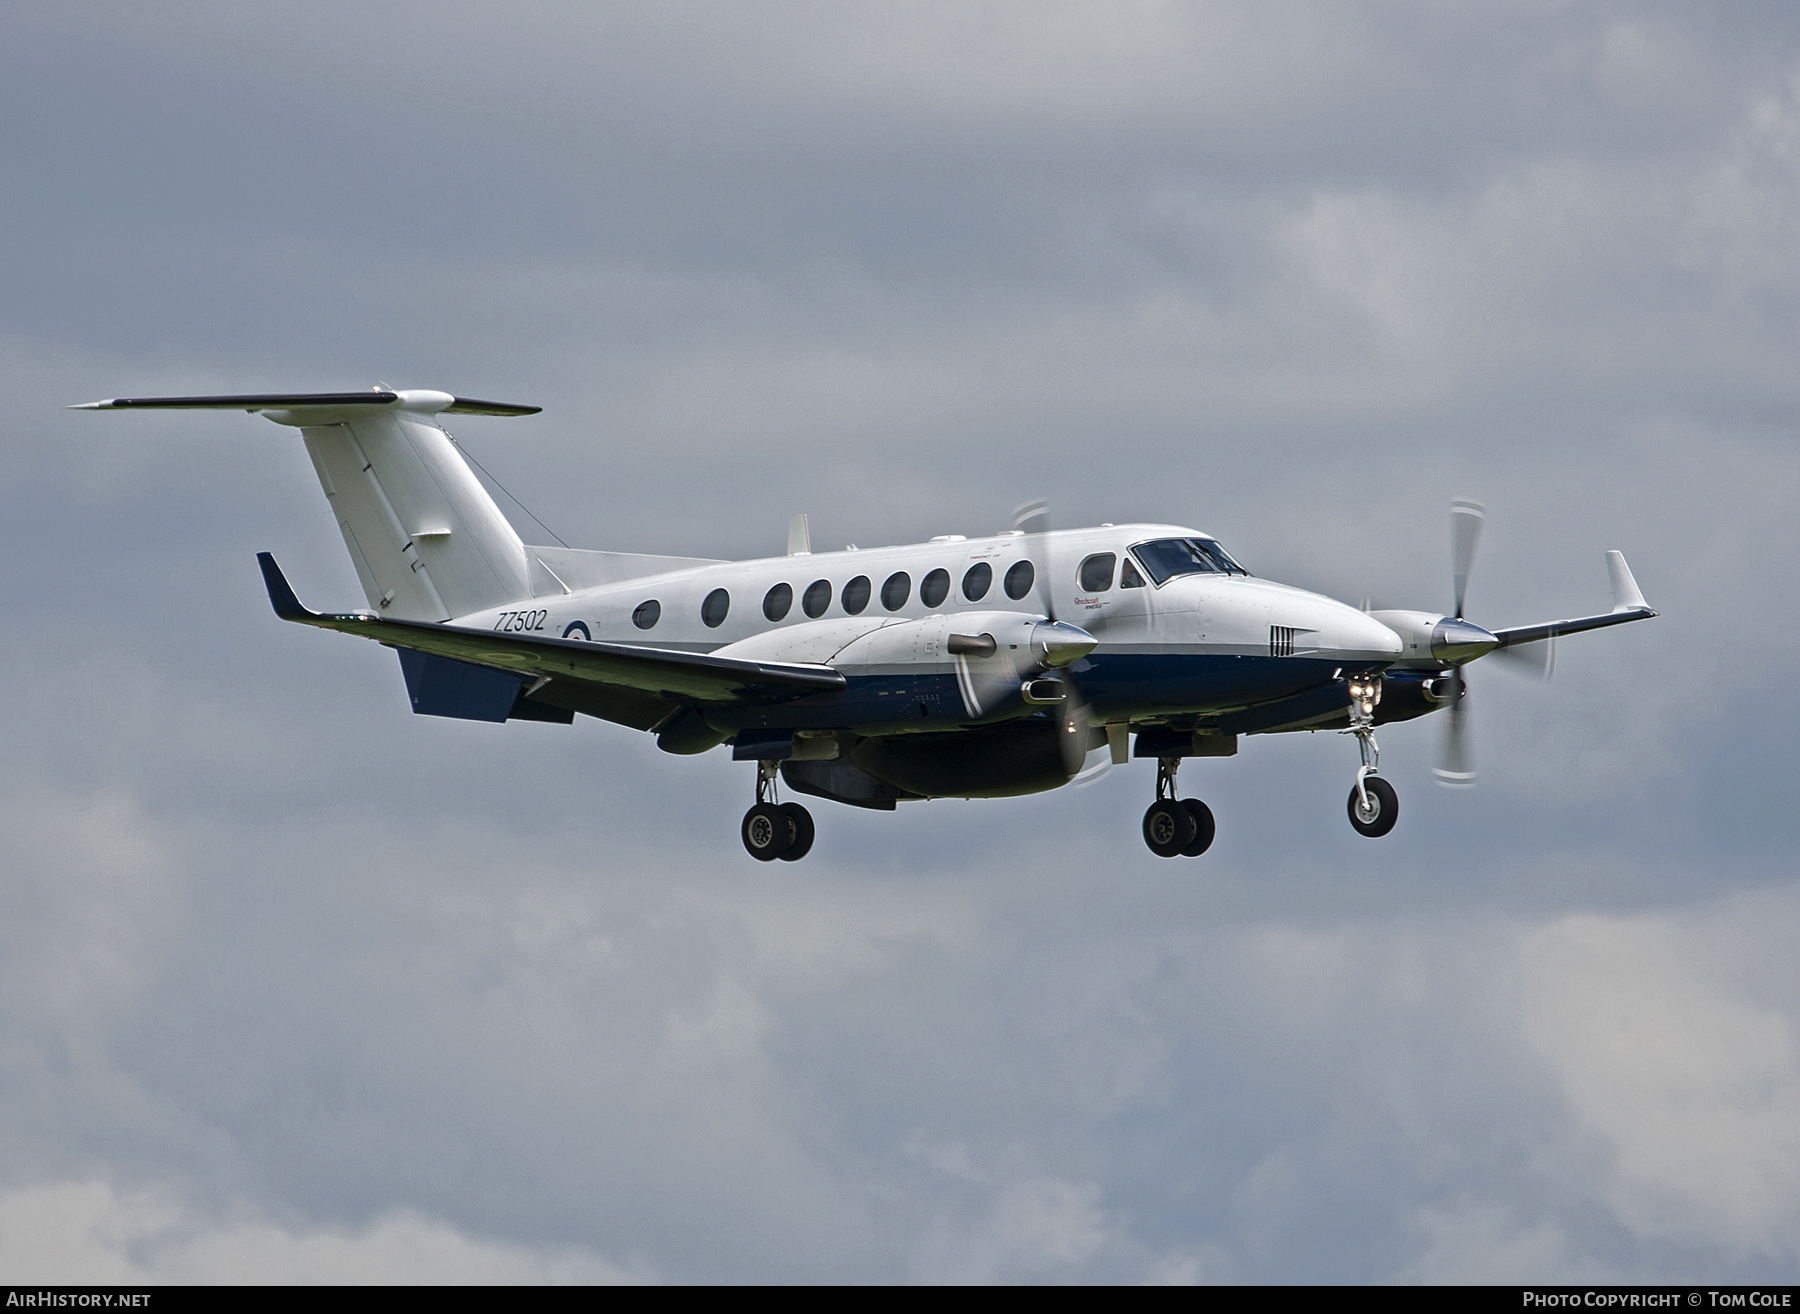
[1,0,1797,1284]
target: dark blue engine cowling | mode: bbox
[1373,669,1455,725]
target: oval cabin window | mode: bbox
[701,588,730,628]
[920,568,950,608]
[881,572,911,611]
[962,562,992,601]
[632,599,661,630]
[1004,560,1035,600]
[803,579,832,618]
[842,575,872,615]
[763,582,793,622]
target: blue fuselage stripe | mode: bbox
[719,652,1351,732]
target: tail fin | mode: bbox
[78,389,539,621]
[299,397,534,621]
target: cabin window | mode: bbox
[701,588,730,628]
[920,568,950,607]
[962,561,992,601]
[1078,552,1117,592]
[1120,559,1146,588]
[842,575,872,615]
[803,579,832,618]
[632,599,661,630]
[881,571,911,611]
[763,582,793,622]
[1004,560,1035,600]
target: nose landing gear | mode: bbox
[1141,756,1216,858]
[1341,678,1399,838]
[741,761,816,862]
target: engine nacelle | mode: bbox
[1372,668,1458,724]
[1369,609,1443,665]
[1368,609,1497,666]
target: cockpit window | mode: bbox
[1130,538,1250,584]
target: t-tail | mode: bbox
[72,389,540,621]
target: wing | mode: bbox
[1491,606,1656,648]
[257,553,845,728]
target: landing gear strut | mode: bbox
[741,760,816,862]
[1342,678,1398,838]
[1142,755,1215,859]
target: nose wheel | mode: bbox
[1341,677,1399,838]
[741,760,816,862]
[1141,756,1216,858]
[1347,775,1398,837]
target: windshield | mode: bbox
[1130,537,1250,583]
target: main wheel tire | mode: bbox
[777,802,815,861]
[1347,776,1399,838]
[1179,798,1216,856]
[741,802,791,860]
[1143,799,1196,858]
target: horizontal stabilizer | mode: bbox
[71,391,540,416]
[255,552,845,710]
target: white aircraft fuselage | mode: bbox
[457,526,1404,742]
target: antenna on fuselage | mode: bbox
[787,513,811,556]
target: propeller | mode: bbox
[1434,499,1486,788]
[1451,497,1483,620]
[1013,499,1099,780]
[1489,633,1556,681]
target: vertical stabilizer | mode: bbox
[295,400,532,620]
[787,513,812,556]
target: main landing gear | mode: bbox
[1343,677,1399,838]
[1141,756,1215,858]
[741,761,816,862]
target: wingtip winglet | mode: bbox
[257,552,312,621]
[1605,549,1649,614]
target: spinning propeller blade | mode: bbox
[1489,634,1556,681]
[1434,667,1475,787]
[1450,498,1485,620]
[1436,499,1486,786]
[1013,499,1096,780]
